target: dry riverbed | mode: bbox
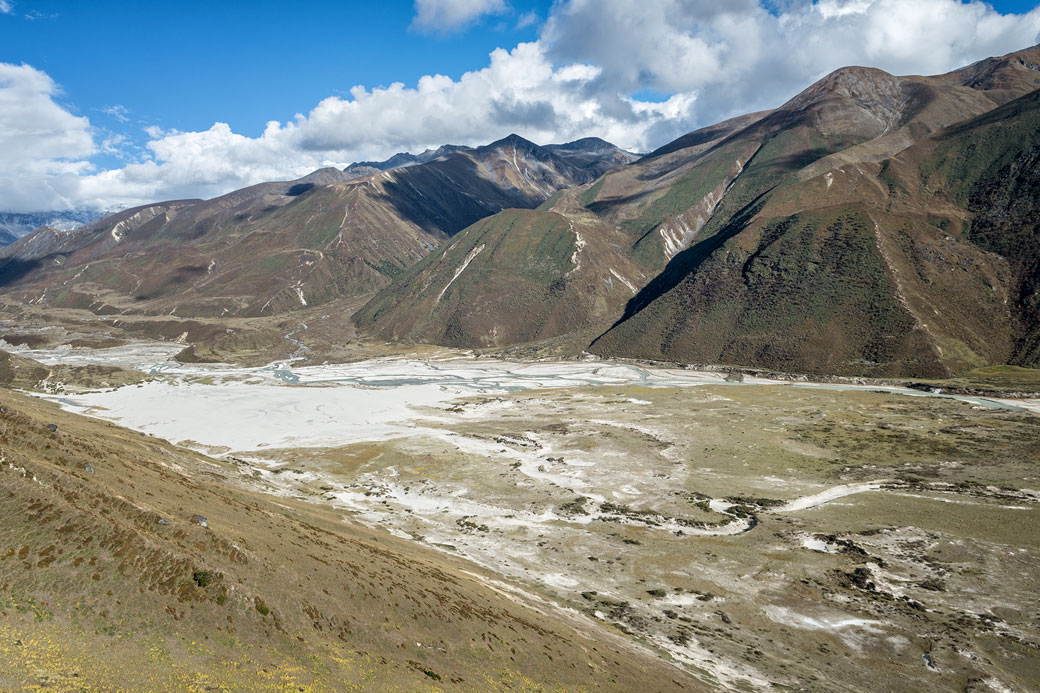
[14,343,1040,691]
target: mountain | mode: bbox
[544,137,642,176]
[353,206,651,350]
[343,138,638,180]
[344,143,473,177]
[356,45,1040,377]
[352,110,771,348]
[0,209,106,246]
[0,135,633,320]
[590,50,1040,377]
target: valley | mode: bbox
[5,337,1039,690]
[2,34,1040,692]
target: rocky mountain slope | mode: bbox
[0,135,631,319]
[356,45,1040,377]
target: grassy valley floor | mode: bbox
[2,343,1038,690]
[240,383,1040,691]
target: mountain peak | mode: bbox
[547,137,614,152]
[488,133,540,150]
[786,65,901,111]
[418,143,469,158]
[948,44,1040,101]
[0,209,108,247]
[296,167,354,186]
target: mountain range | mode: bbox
[0,136,635,319]
[0,209,106,245]
[357,44,1040,377]
[3,46,1040,377]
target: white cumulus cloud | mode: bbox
[543,0,1040,128]
[0,63,96,212]
[2,43,692,211]
[411,0,507,33]
[3,0,1040,213]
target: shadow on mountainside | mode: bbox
[377,156,538,237]
[0,258,42,288]
[591,196,769,347]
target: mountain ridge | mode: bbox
[356,44,1040,377]
[0,134,636,320]
[343,136,639,181]
[4,47,1040,376]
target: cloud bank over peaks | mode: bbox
[542,0,1040,127]
[0,41,690,211]
[2,0,1040,212]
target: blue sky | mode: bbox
[2,0,1031,139]
[1,0,1039,211]
[0,0,554,172]
[1,1,552,138]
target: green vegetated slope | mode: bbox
[0,136,628,321]
[594,78,1040,377]
[593,206,948,376]
[357,44,1040,377]
[355,207,648,349]
[0,384,695,692]
[921,89,1040,363]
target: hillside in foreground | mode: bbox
[0,375,694,691]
